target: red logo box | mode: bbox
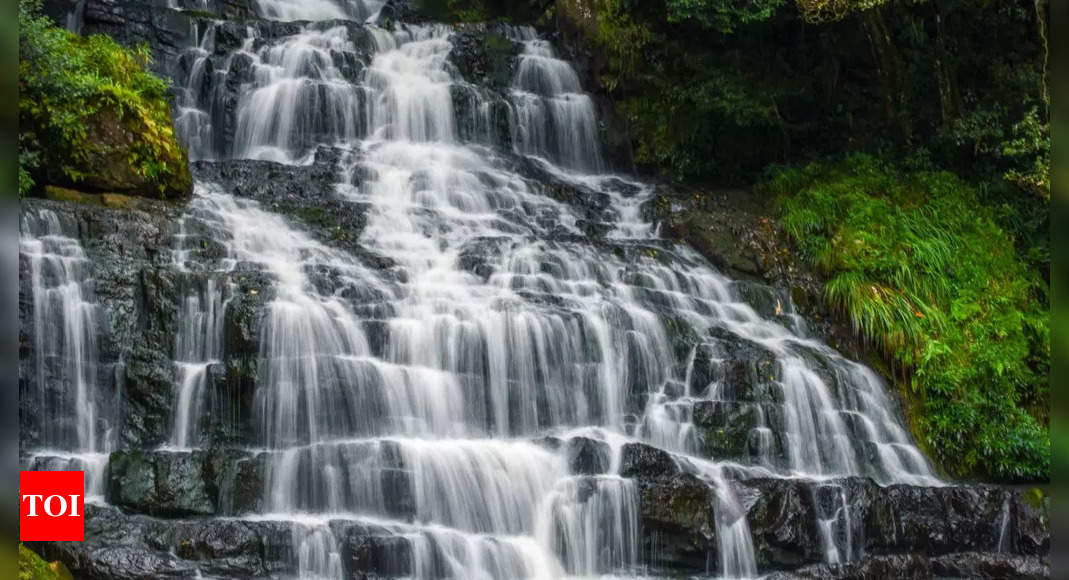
[20,471,84,542]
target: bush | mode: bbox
[18,0,190,198]
[765,154,1049,481]
[19,544,71,580]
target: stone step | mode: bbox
[764,552,1049,580]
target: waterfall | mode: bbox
[19,3,947,578]
[255,0,385,22]
[168,14,935,577]
[509,27,604,173]
[20,208,110,500]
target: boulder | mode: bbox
[107,449,265,517]
[108,450,217,516]
[764,554,932,579]
[564,436,611,475]
[931,552,1050,579]
[620,442,679,478]
[635,473,717,571]
[741,478,823,568]
[29,504,299,579]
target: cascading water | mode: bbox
[509,27,604,172]
[21,4,948,579]
[256,0,385,22]
[20,208,110,500]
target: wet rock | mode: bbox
[689,325,778,400]
[741,478,822,568]
[457,237,506,281]
[767,554,932,579]
[866,483,1009,555]
[108,448,265,517]
[564,436,610,475]
[340,526,414,577]
[449,27,520,90]
[30,504,299,579]
[108,450,217,516]
[374,0,424,26]
[619,442,679,478]
[19,198,179,451]
[1013,487,1050,555]
[209,448,267,515]
[516,156,615,227]
[635,473,716,571]
[119,346,176,448]
[451,84,513,148]
[731,280,792,322]
[693,401,784,464]
[192,154,393,269]
[931,552,1050,579]
[739,477,1047,572]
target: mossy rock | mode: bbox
[71,105,193,200]
[43,186,176,212]
[18,544,72,580]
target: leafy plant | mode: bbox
[767,154,1049,481]
[666,0,787,32]
[18,0,189,197]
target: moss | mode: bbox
[482,33,517,87]
[44,185,170,211]
[180,9,216,19]
[19,0,192,199]
[18,545,72,580]
[415,0,487,22]
[1022,487,1045,509]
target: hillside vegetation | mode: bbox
[18,0,191,199]
[428,0,1050,482]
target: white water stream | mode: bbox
[19,6,940,578]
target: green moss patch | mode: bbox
[19,0,192,199]
[18,545,72,580]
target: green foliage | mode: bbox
[1001,107,1050,199]
[19,544,71,580]
[18,0,188,196]
[794,0,889,23]
[579,0,788,182]
[665,0,786,32]
[415,0,488,22]
[567,0,1049,201]
[767,154,1049,481]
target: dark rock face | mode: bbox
[192,151,393,270]
[930,552,1050,580]
[107,449,265,517]
[339,527,414,577]
[741,478,823,568]
[690,325,778,398]
[738,477,1050,571]
[620,442,679,478]
[765,552,1050,580]
[564,436,610,475]
[635,473,717,572]
[19,198,179,451]
[1012,488,1050,556]
[627,473,1051,577]
[765,554,933,579]
[109,450,217,516]
[29,505,298,579]
[449,26,520,90]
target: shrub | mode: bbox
[766,154,1049,481]
[18,0,190,198]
